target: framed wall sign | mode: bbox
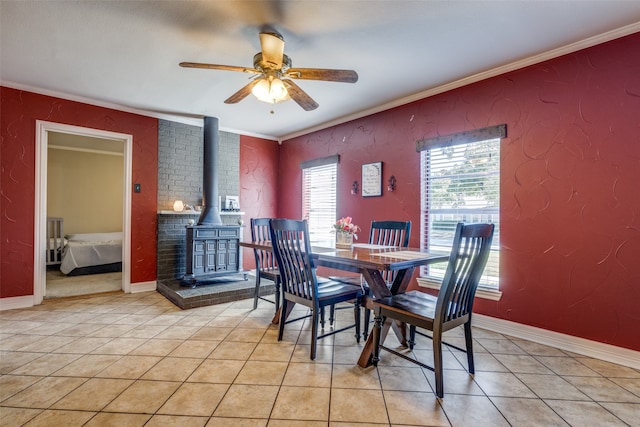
[361,162,382,197]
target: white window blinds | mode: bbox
[419,126,503,289]
[302,157,338,246]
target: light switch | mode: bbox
[134,183,141,193]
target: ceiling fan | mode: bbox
[179,31,358,111]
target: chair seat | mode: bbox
[259,268,280,282]
[317,281,362,302]
[328,275,361,286]
[374,290,438,321]
[316,276,332,284]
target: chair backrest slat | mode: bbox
[370,220,411,283]
[369,220,411,247]
[269,219,318,303]
[436,223,494,324]
[251,218,279,272]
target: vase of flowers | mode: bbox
[333,217,360,249]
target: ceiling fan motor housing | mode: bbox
[253,53,291,73]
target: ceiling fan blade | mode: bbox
[180,62,260,74]
[282,79,319,111]
[286,68,358,83]
[259,32,285,69]
[224,79,262,104]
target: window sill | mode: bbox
[416,277,502,301]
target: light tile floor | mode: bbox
[1,291,639,426]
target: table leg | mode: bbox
[361,269,392,298]
[357,267,417,365]
[358,317,392,367]
[360,268,412,345]
[391,320,408,347]
[271,302,295,325]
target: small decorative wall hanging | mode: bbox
[387,175,397,192]
[361,162,382,197]
[351,180,359,195]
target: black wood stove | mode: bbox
[183,116,242,286]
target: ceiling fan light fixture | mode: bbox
[251,76,289,104]
[180,30,356,111]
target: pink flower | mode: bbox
[333,217,360,240]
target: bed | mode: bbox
[60,232,123,276]
[46,217,65,265]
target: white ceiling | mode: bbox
[2,1,639,141]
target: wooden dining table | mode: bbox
[240,240,449,367]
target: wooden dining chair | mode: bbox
[269,218,362,360]
[370,220,412,245]
[250,218,281,311]
[331,220,411,338]
[371,222,494,398]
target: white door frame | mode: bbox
[34,120,133,304]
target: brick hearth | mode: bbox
[156,275,276,310]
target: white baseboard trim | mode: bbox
[130,281,157,294]
[473,314,640,370]
[0,295,35,311]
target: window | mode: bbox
[302,155,338,246]
[418,125,504,290]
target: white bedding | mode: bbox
[48,237,67,249]
[60,232,122,275]
[66,232,122,242]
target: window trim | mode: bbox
[418,124,505,292]
[301,155,339,246]
[300,154,340,170]
[416,124,506,152]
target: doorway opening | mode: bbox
[34,121,132,304]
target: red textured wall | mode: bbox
[1,88,158,297]
[278,33,640,351]
[239,135,280,269]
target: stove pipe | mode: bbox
[197,116,223,226]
